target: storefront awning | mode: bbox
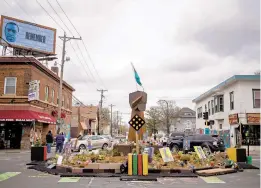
[0,110,56,124]
[80,122,87,130]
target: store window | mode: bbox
[230,92,234,110]
[4,77,17,94]
[241,125,260,146]
[253,89,260,108]
[45,86,49,101]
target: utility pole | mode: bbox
[97,89,108,135]
[57,32,81,133]
[109,104,115,136]
[116,111,119,135]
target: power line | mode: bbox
[74,42,97,82]
[13,0,36,22]
[35,0,65,32]
[68,41,98,89]
[54,0,107,89]
[55,0,81,37]
[46,0,74,36]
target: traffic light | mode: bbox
[205,121,210,126]
[203,112,209,120]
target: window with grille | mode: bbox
[230,92,234,110]
[4,77,17,94]
[253,89,260,108]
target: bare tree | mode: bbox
[145,106,162,135]
[157,100,181,135]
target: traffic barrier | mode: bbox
[127,153,148,176]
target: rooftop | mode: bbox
[192,75,260,103]
[0,56,75,91]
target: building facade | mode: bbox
[0,56,74,149]
[170,107,196,132]
[71,106,98,137]
[193,75,260,148]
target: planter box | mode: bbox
[99,163,122,170]
[31,146,47,161]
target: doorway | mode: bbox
[0,122,23,149]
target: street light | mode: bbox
[158,100,170,135]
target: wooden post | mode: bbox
[136,131,139,154]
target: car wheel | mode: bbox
[79,144,86,151]
[102,143,108,150]
[171,144,179,153]
[202,145,211,156]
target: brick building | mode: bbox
[0,56,75,149]
[71,106,98,137]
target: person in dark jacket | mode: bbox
[56,133,65,153]
[46,131,53,153]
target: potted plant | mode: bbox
[31,139,47,161]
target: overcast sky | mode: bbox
[0,0,260,122]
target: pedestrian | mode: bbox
[46,130,53,153]
[56,133,65,153]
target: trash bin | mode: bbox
[246,156,252,165]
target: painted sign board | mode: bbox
[194,146,206,159]
[159,147,174,163]
[0,15,56,54]
[28,80,40,101]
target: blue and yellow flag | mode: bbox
[131,63,142,86]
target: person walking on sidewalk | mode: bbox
[56,133,65,153]
[46,131,53,153]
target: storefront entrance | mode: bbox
[0,122,30,149]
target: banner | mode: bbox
[28,80,40,101]
[0,15,56,54]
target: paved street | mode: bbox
[0,150,260,188]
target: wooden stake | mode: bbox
[136,131,139,154]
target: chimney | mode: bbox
[51,61,59,75]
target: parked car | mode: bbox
[167,134,225,154]
[71,135,111,151]
[102,135,113,143]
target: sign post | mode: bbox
[128,114,145,154]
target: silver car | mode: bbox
[71,135,111,151]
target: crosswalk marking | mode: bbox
[58,177,80,183]
[0,172,21,182]
[200,176,225,183]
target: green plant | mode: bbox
[34,139,41,147]
[180,154,191,162]
[112,149,121,156]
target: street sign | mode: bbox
[128,114,145,131]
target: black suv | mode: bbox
[167,134,225,154]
